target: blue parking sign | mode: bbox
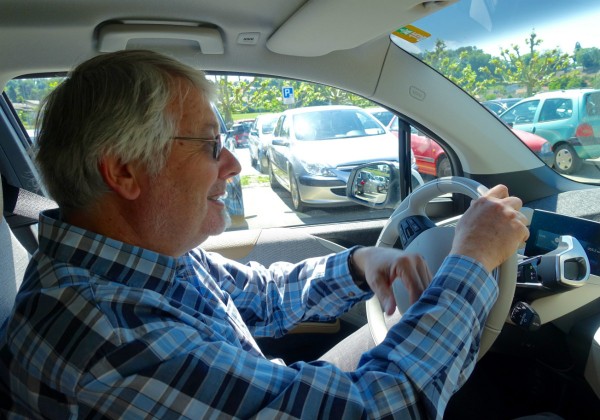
[282,86,295,104]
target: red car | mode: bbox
[388,116,554,177]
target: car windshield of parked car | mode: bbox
[293,109,385,140]
[260,115,279,134]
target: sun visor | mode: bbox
[97,22,224,54]
[266,0,456,57]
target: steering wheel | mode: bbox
[366,177,518,360]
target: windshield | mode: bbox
[292,109,386,140]
[391,0,600,182]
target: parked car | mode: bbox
[225,120,253,148]
[482,98,521,115]
[248,113,281,173]
[355,170,386,195]
[388,115,554,177]
[365,107,395,126]
[268,105,422,211]
[499,89,600,174]
[213,105,245,218]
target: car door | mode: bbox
[533,97,576,144]
[269,114,292,189]
[500,99,540,134]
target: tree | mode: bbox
[490,31,571,96]
[574,47,600,72]
[420,40,494,98]
[212,76,376,123]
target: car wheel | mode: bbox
[289,172,306,212]
[269,161,281,189]
[554,143,582,174]
[436,155,452,177]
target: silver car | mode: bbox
[248,113,281,173]
[267,105,422,212]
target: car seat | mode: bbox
[0,183,28,328]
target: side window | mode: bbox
[272,116,283,137]
[539,98,572,122]
[280,116,290,139]
[501,100,540,124]
[5,75,456,233]
[585,92,600,117]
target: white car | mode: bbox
[248,112,281,173]
[267,105,423,211]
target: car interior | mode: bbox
[1,0,600,418]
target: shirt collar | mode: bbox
[38,209,180,291]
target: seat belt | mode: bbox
[1,176,57,253]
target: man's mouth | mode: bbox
[208,191,228,203]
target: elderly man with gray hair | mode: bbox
[0,50,528,419]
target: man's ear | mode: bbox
[98,155,142,200]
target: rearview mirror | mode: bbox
[346,162,400,209]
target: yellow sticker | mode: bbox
[392,25,431,44]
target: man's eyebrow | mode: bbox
[193,121,219,134]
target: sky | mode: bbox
[395,0,600,56]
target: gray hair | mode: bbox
[34,49,215,212]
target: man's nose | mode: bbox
[220,147,242,178]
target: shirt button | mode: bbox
[348,292,356,297]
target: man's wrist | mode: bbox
[348,246,370,291]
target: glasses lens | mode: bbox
[214,138,222,160]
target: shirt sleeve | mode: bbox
[72,254,496,419]
[202,247,372,338]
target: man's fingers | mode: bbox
[485,184,509,199]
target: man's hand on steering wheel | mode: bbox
[352,247,432,315]
[451,184,530,273]
[352,184,528,318]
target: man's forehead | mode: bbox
[173,82,219,132]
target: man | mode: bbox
[0,50,528,418]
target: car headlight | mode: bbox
[301,161,336,177]
[541,142,552,154]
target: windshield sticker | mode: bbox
[392,25,431,44]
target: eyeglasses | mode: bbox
[172,136,222,160]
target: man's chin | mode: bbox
[203,207,231,239]
[222,208,232,230]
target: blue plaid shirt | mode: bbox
[0,209,497,419]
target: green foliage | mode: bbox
[241,174,269,187]
[548,70,587,90]
[489,31,571,96]
[4,77,63,128]
[213,76,376,126]
[420,40,495,98]
[574,47,600,72]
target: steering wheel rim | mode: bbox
[367,177,517,360]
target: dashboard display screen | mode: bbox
[525,210,600,276]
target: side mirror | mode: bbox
[250,129,258,136]
[346,162,400,209]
